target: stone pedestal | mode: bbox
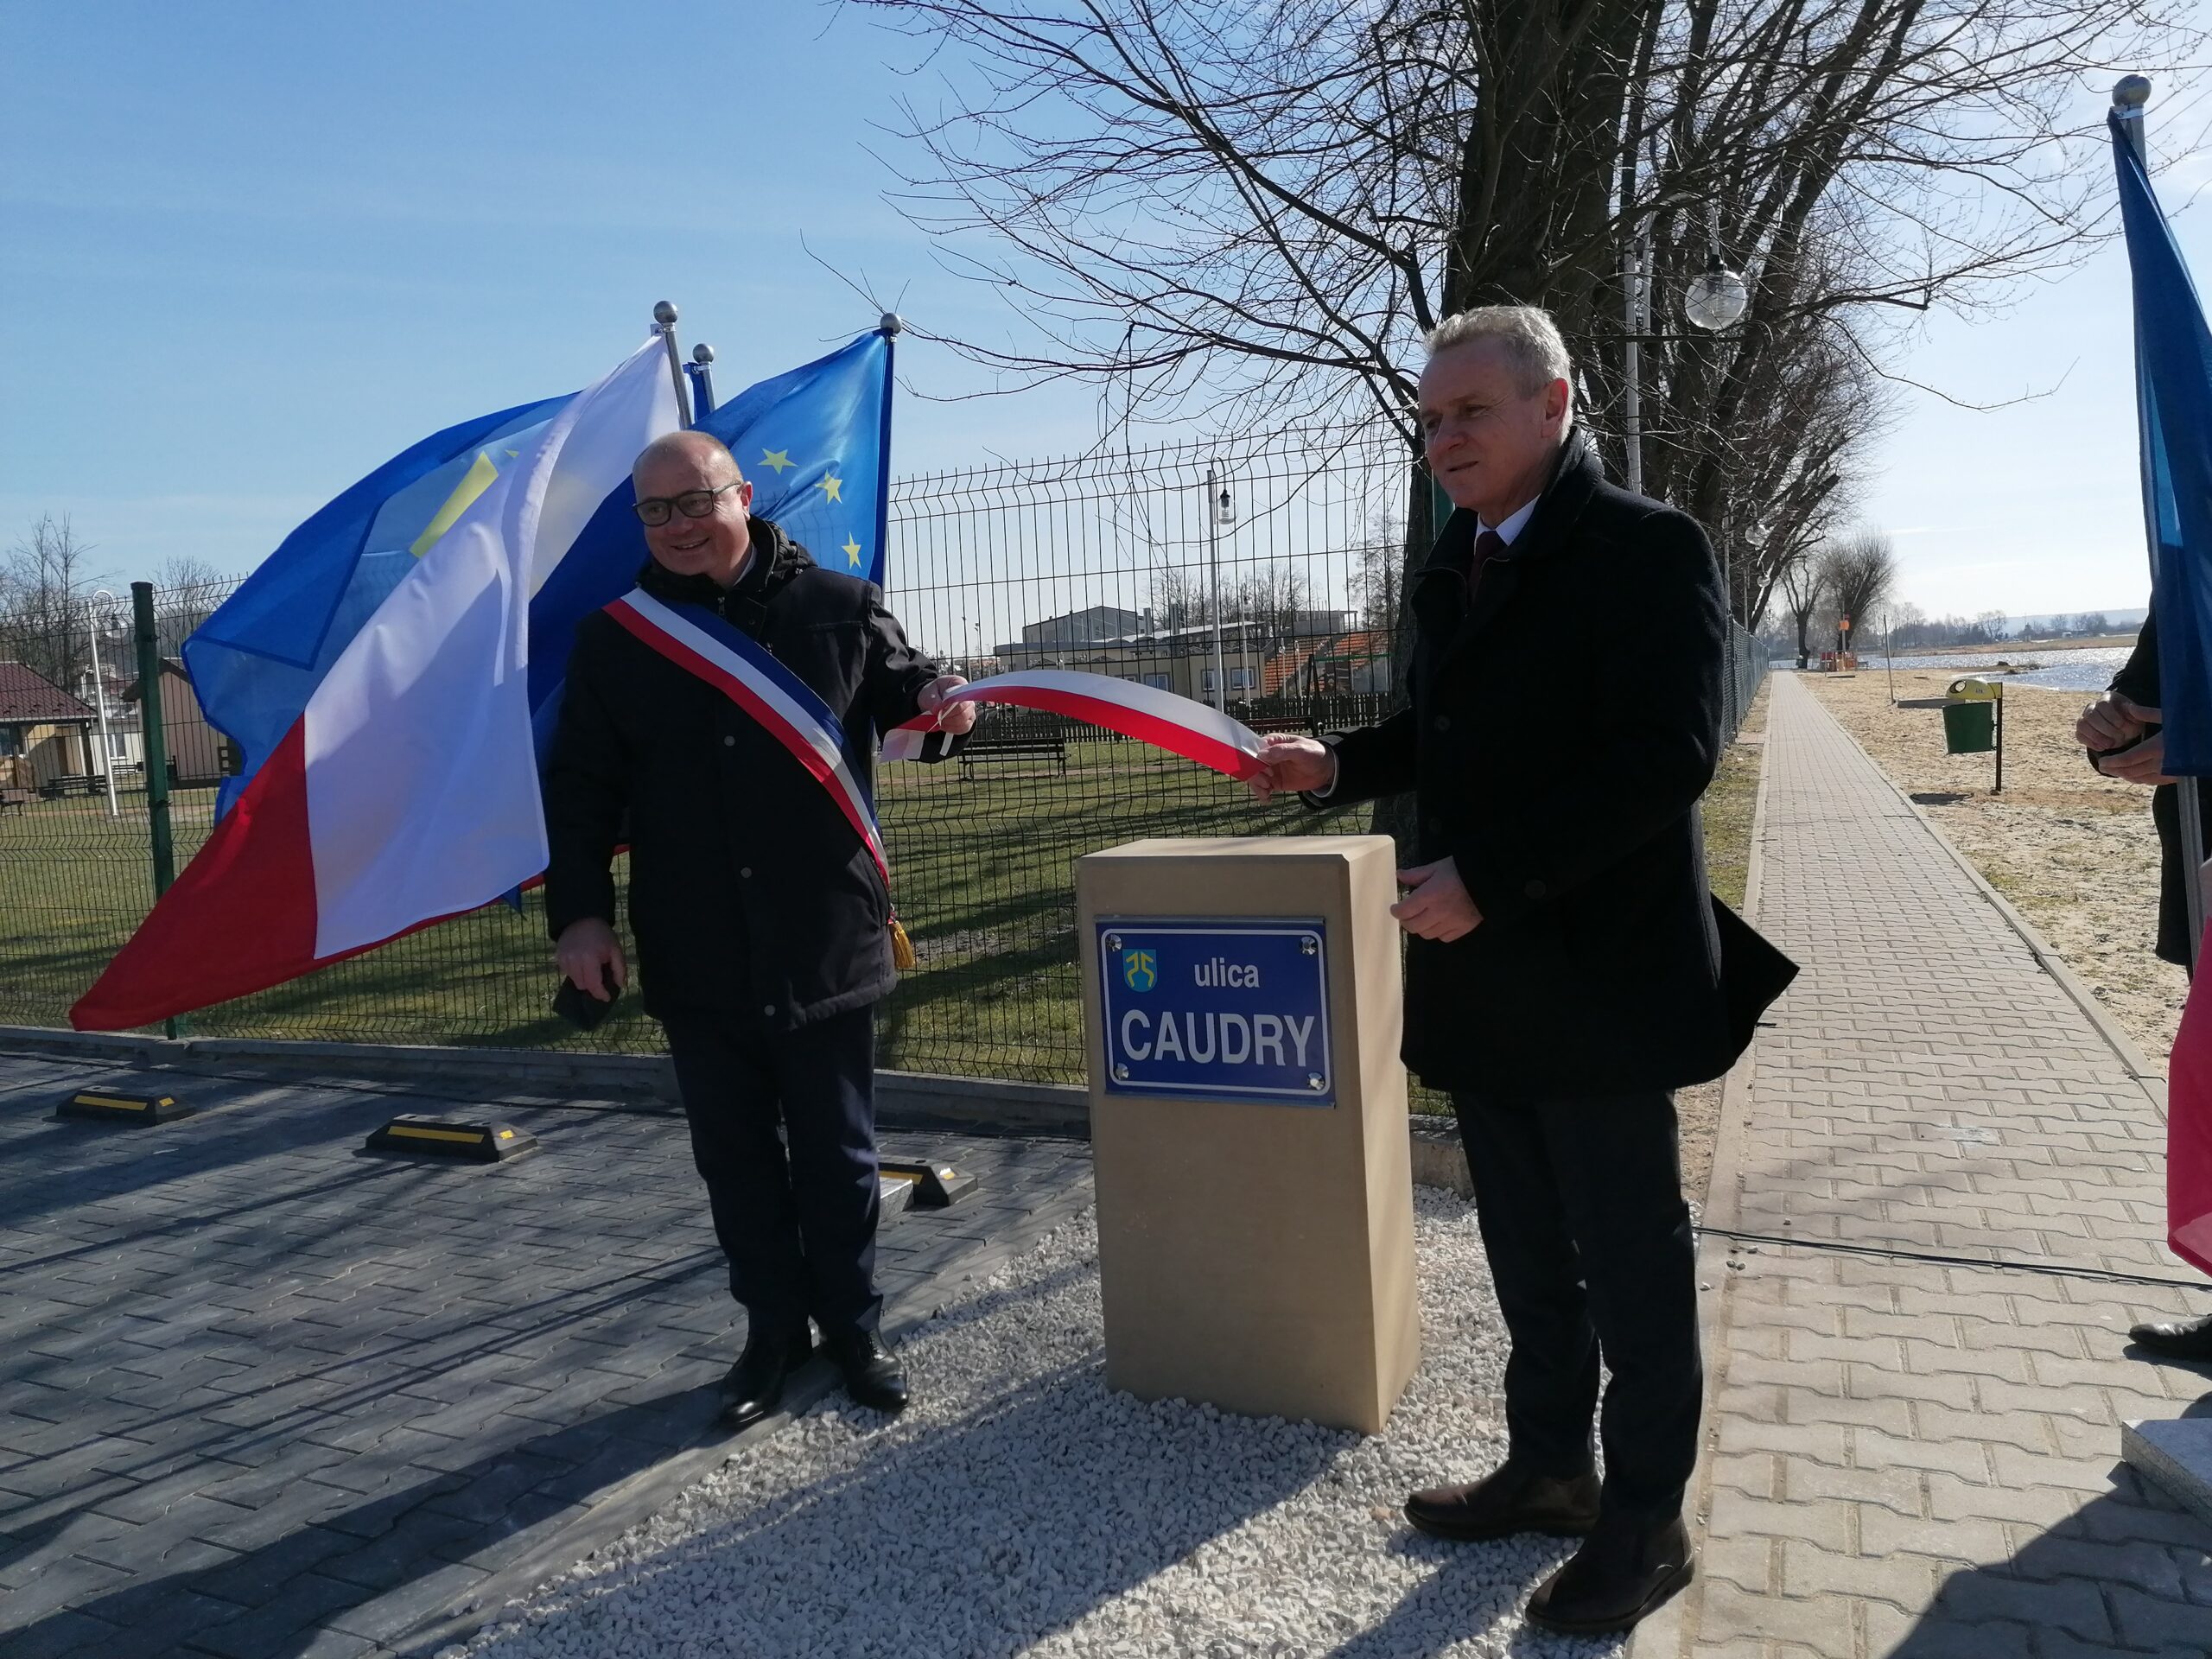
[1077,835,1418,1433]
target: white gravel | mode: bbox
[448,1188,1630,1658]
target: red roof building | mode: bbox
[0,662,96,726]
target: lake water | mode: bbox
[1786,646,2136,694]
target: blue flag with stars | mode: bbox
[698,331,893,587]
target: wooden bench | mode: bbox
[0,788,26,817]
[37,774,99,800]
[957,735,1069,779]
[1243,714,1324,737]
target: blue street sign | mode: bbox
[1096,918,1332,1105]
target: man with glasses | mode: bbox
[543,429,974,1429]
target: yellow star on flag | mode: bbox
[842,536,863,569]
[815,474,843,504]
[760,449,795,474]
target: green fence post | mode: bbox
[131,582,181,1038]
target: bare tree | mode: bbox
[1820,531,1899,647]
[150,555,229,594]
[855,0,2196,635]
[1778,550,1829,669]
[1354,537,1405,633]
[1148,563,1210,630]
[1228,563,1313,642]
[0,516,101,690]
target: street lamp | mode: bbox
[85,589,126,818]
[1205,468,1235,712]
[1684,205,1750,333]
[1623,201,1749,493]
[1731,519,1770,629]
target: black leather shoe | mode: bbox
[2128,1311,2212,1359]
[1404,1462,1601,1541]
[1527,1510,1695,1636]
[823,1326,909,1414]
[717,1323,811,1432]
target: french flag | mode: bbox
[71,338,677,1031]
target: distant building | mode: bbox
[1019,605,1147,648]
[121,658,226,786]
[0,662,100,791]
[994,604,1375,707]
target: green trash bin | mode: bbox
[1942,677,2000,755]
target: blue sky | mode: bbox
[3,1,2205,621]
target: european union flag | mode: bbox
[2113,108,2212,772]
[697,331,894,588]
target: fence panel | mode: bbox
[0,588,163,1030]
[873,424,1412,1078]
[1720,619,1768,744]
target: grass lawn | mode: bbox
[1701,688,1766,914]
[3,710,1769,1088]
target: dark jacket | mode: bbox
[2103,607,2206,967]
[1315,431,1796,1099]
[543,518,943,1026]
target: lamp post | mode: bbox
[1737,519,1770,632]
[1622,203,1749,493]
[1622,217,1650,494]
[1205,467,1236,712]
[85,588,123,818]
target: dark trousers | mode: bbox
[1452,1088,1701,1518]
[661,1004,881,1337]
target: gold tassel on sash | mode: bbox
[890,914,917,972]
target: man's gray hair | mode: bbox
[1424,306,1573,398]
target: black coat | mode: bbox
[2103,606,2207,967]
[543,518,943,1026]
[1317,431,1796,1099]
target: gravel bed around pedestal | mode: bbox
[447,1188,1627,1658]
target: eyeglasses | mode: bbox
[632,482,742,527]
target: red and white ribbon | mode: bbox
[886,669,1262,779]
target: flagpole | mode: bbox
[2114,74,2206,968]
[874,313,902,589]
[653,300,694,429]
[687,343,718,417]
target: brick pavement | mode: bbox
[0,1053,1090,1657]
[1644,673,2212,1659]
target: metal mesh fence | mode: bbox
[1721,620,1768,746]
[1,423,1763,1086]
[872,423,1409,1079]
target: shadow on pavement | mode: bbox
[4,1388,730,1659]
[1885,1456,2212,1657]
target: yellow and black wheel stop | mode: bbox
[878,1158,977,1208]
[56,1089,193,1124]
[365,1115,538,1164]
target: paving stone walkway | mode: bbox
[1646,672,2212,1658]
[0,1053,1090,1658]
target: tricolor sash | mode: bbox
[897,669,1263,779]
[604,588,893,886]
[604,588,1270,969]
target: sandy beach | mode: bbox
[1797,667,2183,1064]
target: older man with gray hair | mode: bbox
[1252,305,1794,1637]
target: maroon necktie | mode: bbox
[1469,529,1506,586]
